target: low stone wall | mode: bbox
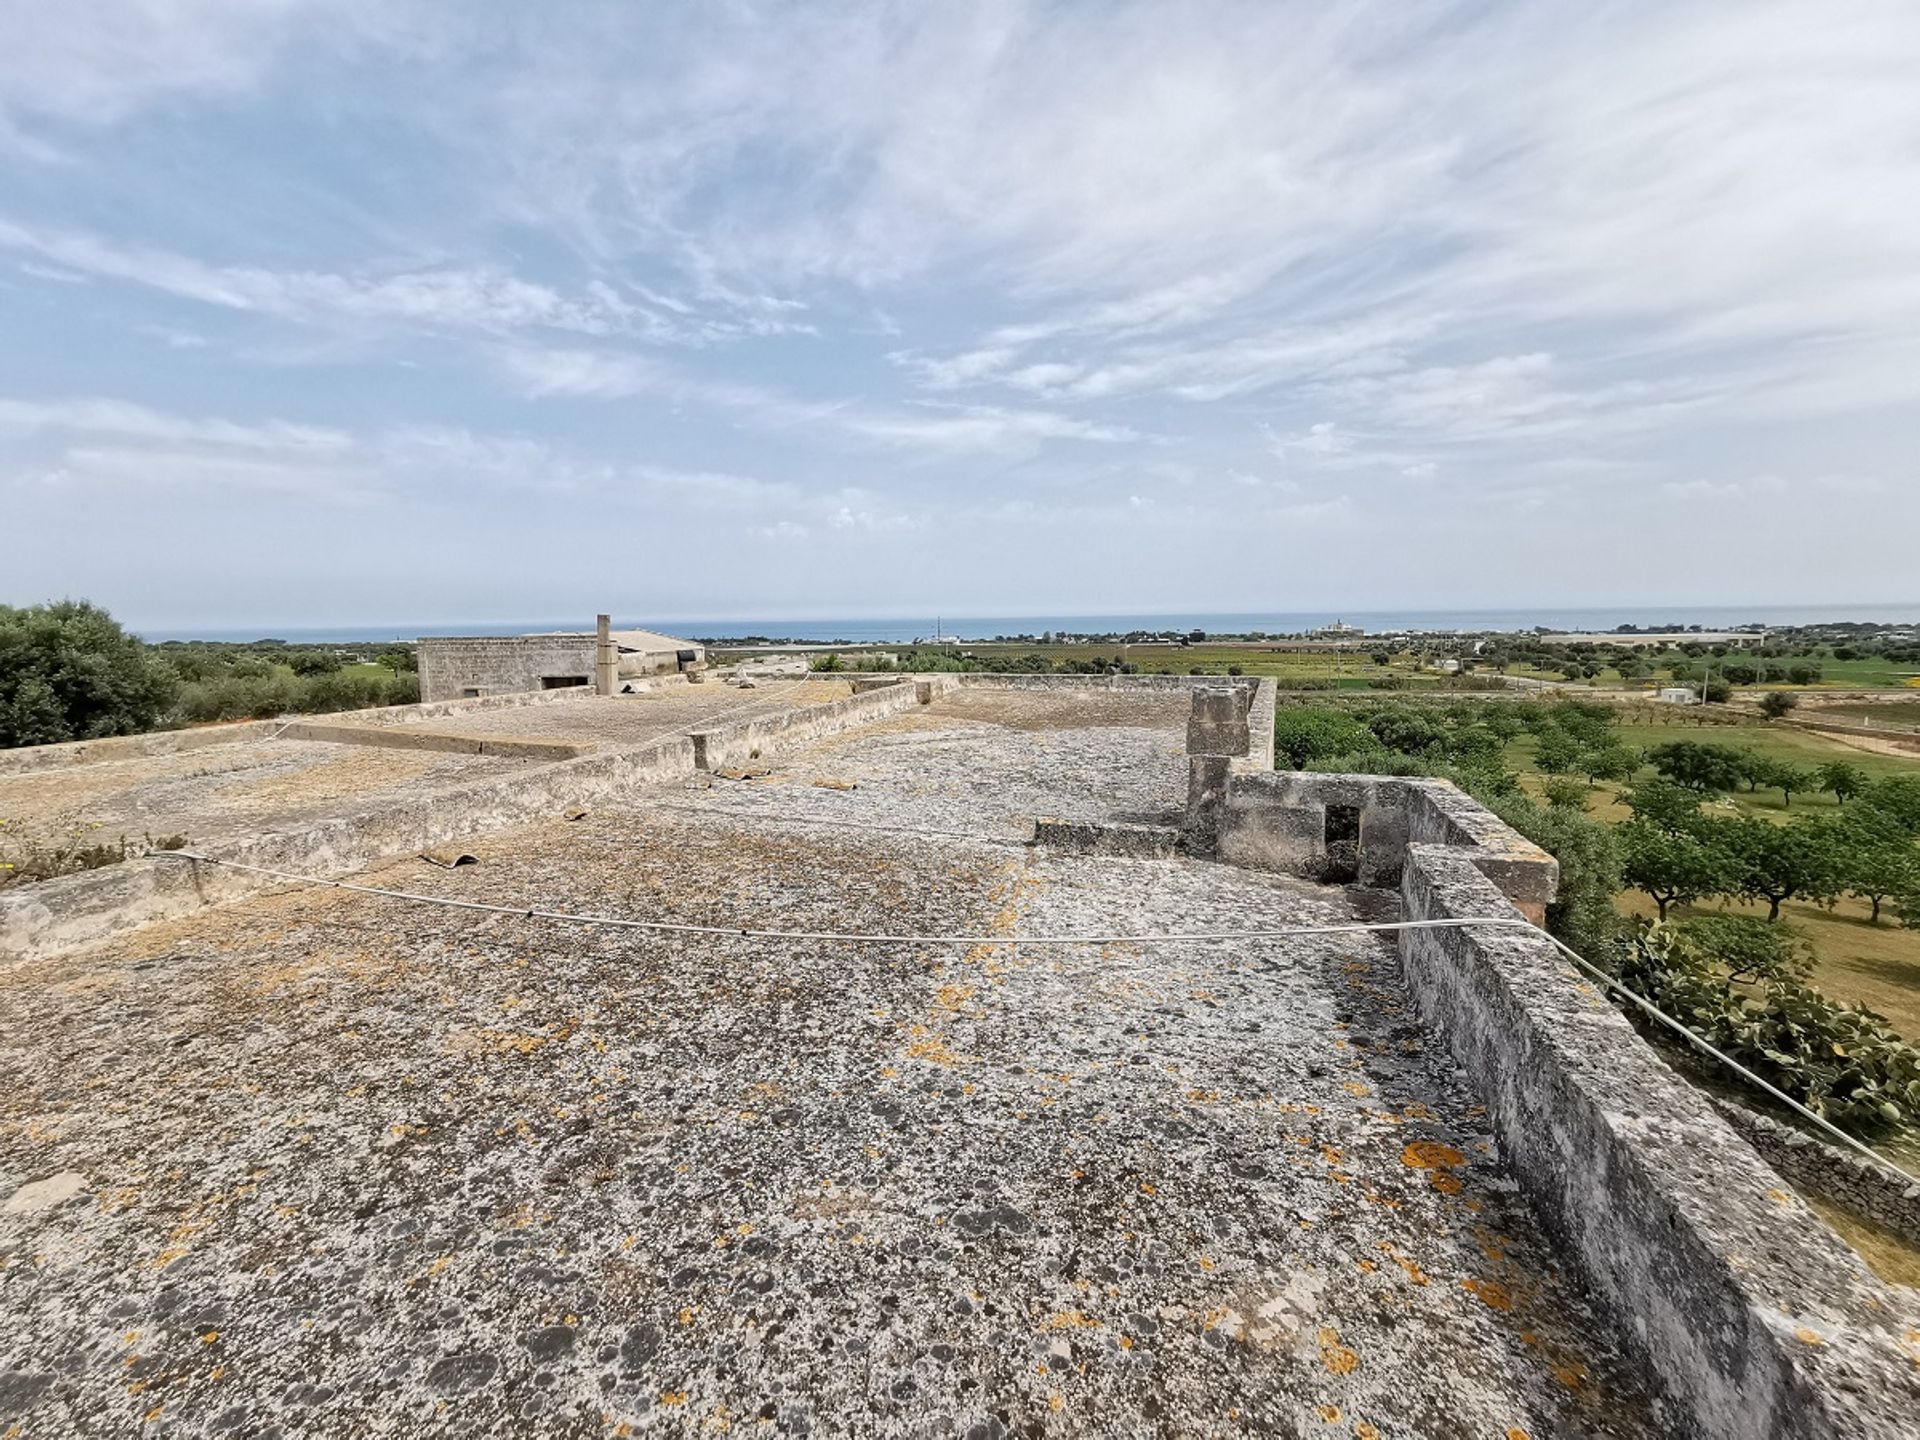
[274,719,592,761]
[1204,763,1920,1434]
[1711,1099,1920,1246]
[688,682,929,771]
[0,720,282,775]
[1395,846,1920,1438]
[0,738,695,964]
[340,684,599,727]
[1031,819,1181,858]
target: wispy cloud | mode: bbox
[4,1,1918,619]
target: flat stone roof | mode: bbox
[0,698,1661,1436]
[0,739,521,851]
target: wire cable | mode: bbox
[150,847,1918,1186]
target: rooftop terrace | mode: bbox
[2,679,1915,1437]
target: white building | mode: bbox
[1656,686,1700,705]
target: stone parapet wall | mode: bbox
[688,682,930,771]
[1395,846,1920,1438]
[1710,1099,1920,1246]
[273,719,593,761]
[0,719,283,775]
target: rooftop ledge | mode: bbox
[0,676,1914,1437]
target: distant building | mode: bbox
[418,626,705,701]
[1656,686,1700,705]
[1312,619,1366,638]
[1431,658,1462,674]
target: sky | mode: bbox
[1,0,1917,630]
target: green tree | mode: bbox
[0,601,179,748]
[1532,729,1583,775]
[1757,690,1798,720]
[1756,759,1815,808]
[1619,819,1733,920]
[1623,778,1706,833]
[1582,742,1639,785]
[1834,811,1920,923]
[1858,776,1920,837]
[1724,816,1841,921]
[1488,793,1623,958]
[1817,761,1865,806]
[1272,710,1378,769]
[1646,740,1745,794]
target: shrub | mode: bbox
[1488,793,1623,959]
[0,600,179,748]
[1615,924,1920,1135]
[1542,776,1590,811]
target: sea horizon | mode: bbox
[135,602,1920,646]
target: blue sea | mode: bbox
[140,604,1920,646]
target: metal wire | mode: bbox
[151,847,1919,1186]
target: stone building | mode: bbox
[417,625,704,701]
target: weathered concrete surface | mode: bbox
[0,702,1664,1439]
[1397,845,1920,1440]
[1185,688,1250,759]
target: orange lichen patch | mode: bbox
[902,1025,964,1067]
[1463,1277,1513,1312]
[1375,1243,1429,1286]
[1401,1139,1468,1194]
[658,1391,688,1406]
[1342,1081,1372,1098]
[1401,1141,1465,1169]
[932,983,976,1013]
[1507,1430,1531,1440]
[1317,1404,1342,1423]
[1794,1326,1826,1347]
[1318,1327,1360,1375]
[1043,1310,1101,1331]
[1551,1359,1587,1391]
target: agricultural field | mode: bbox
[1813,700,1920,727]
[1502,713,1920,1036]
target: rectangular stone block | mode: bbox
[1186,687,1251,757]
